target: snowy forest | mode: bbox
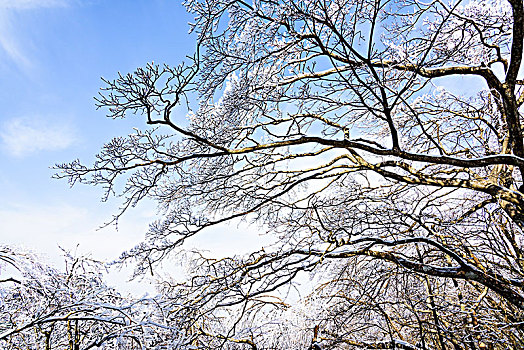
[2,0,524,348]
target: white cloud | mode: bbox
[0,0,70,9]
[1,117,77,157]
[0,202,116,261]
[0,0,72,71]
[0,9,32,70]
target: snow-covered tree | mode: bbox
[56,0,524,348]
[0,247,187,349]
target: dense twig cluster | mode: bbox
[50,0,524,348]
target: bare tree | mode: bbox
[56,0,524,348]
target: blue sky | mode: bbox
[0,0,198,275]
[0,1,514,298]
[0,1,265,290]
[0,1,469,263]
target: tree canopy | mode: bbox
[54,0,524,348]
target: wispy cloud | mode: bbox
[0,0,70,10]
[0,0,72,71]
[0,117,77,157]
[0,10,32,70]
